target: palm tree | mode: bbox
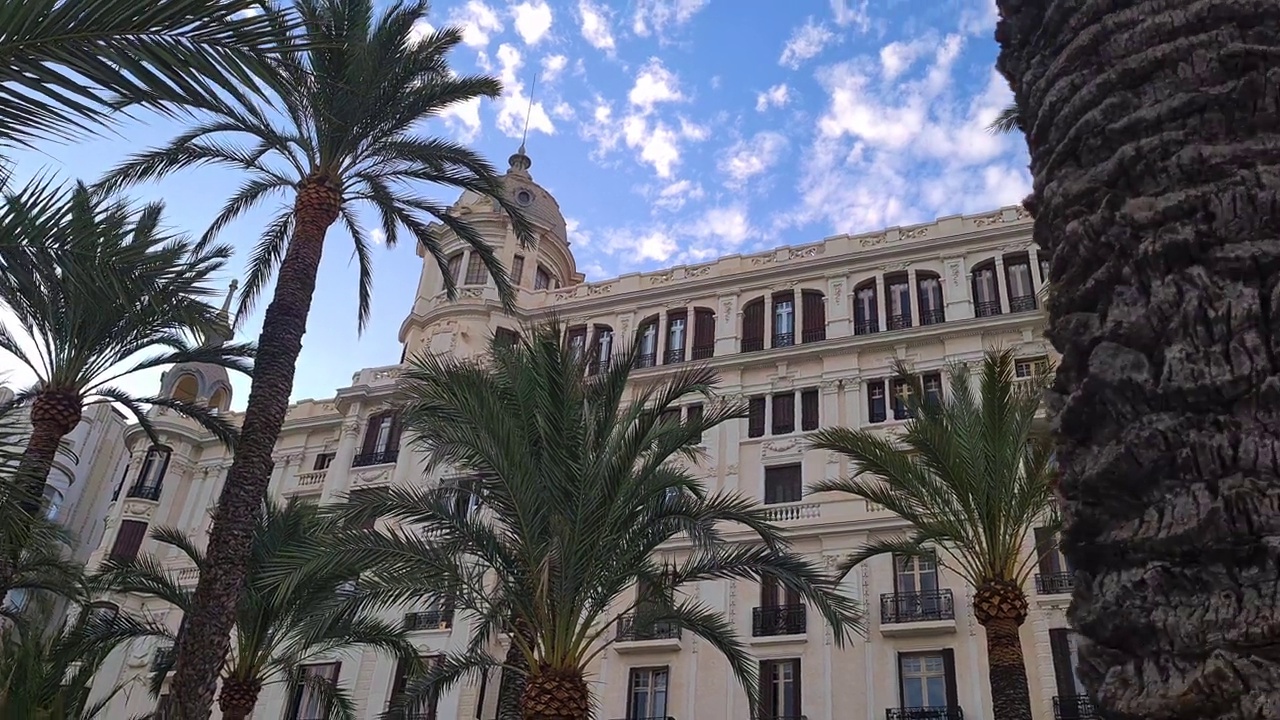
[990,6,1277,718]
[96,499,420,720]
[0,179,253,597]
[807,350,1056,720]
[987,102,1021,134]
[0,0,300,148]
[0,595,168,719]
[275,321,863,720]
[97,0,533,714]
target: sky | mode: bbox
[2,0,1028,412]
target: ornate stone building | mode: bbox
[86,149,1087,720]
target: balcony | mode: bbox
[741,338,765,353]
[294,469,327,489]
[589,357,612,375]
[1010,294,1037,312]
[880,590,956,634]
[1053,695,1100,719]
[854,319,880,335]
[888,313,912,330]
[801,328,826,343]
[664,348,685,365]
[691,344,715,360]
[403,607,454,631]
[615,614,682,652]
[636,352,658,369]
[752,604,806,637]
[762,502,821,522]
[126,483,162,501]
[352,449,398,468]
[921,309,945,326]
[1035,572,1074,595]
[773,332,795,348]
[887,708,963,720]
[975,300,1002,317]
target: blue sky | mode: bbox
[3,0,1027,411]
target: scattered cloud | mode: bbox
[687,205,754,247]
[829,0,871,32]
[511,0,554,45]
[652,179,705,211]
[719,132,789,188]
[439,95,483,142]
[879,37,934,81]
[628,58,685,113]
[541,54,569,82]
[604,227,680,263]
[407,19,435,45]
[494,44,555,138]
[577,0,617,53]
[369,227,386,245]
[632,0,710,38]
[449,0,503,48]
[779,18,835,69]
[755,83,791,112]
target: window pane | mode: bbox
[902,676,924,708]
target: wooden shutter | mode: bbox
[802,291,825,341]
[800,389,819,430]
[110,520,148,562]
[687,404,704,442]
[748,397,766,437]
[759,660,775,719]
[1035,527,1061,575]
[772,393,795,434]
[791,658,803,717]
[386,411,403,454]
[693,308,715,357]
[741,298,765,351]
[495,327,520,347]
[1050,629,1077,698]
[940,649,959,709]
[361,414,384,456]
[761,574,778,607]
[510,255,525,286]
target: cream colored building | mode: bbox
[86,149,1091,720]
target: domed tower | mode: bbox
[398,146,583,360]
[156,280,237,413]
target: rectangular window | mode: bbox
[1015,356,1049,379]
[494,327,520,348]
[534,265,552,290]
[313,452,335,471]
[692,308,716,358]
[638,322,658,368]
[922,373,943,408]
[464,252,488,285]
[287,662,341,720]
[510,255,525,287]
[1040,257,1051,285]
[747,397,766,438]
[894,554,939,593]
[686,403,704,443]
[594,327,614,367]
[1007,262,1034,298]
[854,285,878,334]
[763,464,802,505]
[657,408,681,426]
[1050,629,1086,699]
[772,294,795,347]
[800,389,819,431]
[891,378,913,420]
[760,573,800,608]
[887,279,912,328]
[867,380,887,424]
[771,392,795,435]
[741,299,766,352]
[446,253,463,283]
[666,313,687,363]
[1035,526,1071,575]
[388,656,440,719]
[898,652,955,710]
[109,520,148,563]
[917,276,944,325]
[628,667,669,720]
[801,291,825,343]
[567,326,588,361]
[758,658,801,719]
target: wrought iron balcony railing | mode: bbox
[773,332,795,348]
[636,352,658,369]
[921,309,946,325]
[1053,695,1100,719]
[801,328,826,343]
[352,449,398,467]
[691,344,715,360]
[127,483,162,501]
[854,319,880,335]
[616,614,682,642]
[741,338,765,353]
[588,357,612,375]
[752,604,806,637]
[888,313,913,330]
[1035,572,1074,595]
[886,708,963,720]
[665,348,686,364]
[403,607,454,631]
[880,589,955,624]
[1010,294,1038,312]
[975,300,1002,317]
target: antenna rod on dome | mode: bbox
[519,73,537,153]
[220,279,239,314]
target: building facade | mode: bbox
[86,149,1087,720]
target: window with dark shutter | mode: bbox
[898,651,957,711]
[759,658,801,719]
[922,373,943,407]
[657,408,680,426]
[445,253,463,284]
[109,520,148,563]
[800,389,819,431]
[760,573,800,608]
[741,298,766,352]
[389,655,440,720]
[764,464,802,505]
[801,290,826,343]
[747,397,766,438]
[1035,526,1061,575]
[313,452,335,471]
[510,255,525,287]
[771,291,796,348]
[494,327,520,348]
[692,307,716,359]
[867,380,887,423]
[287,662,341,720]
[687,404,704,443]
[534,265,552,290]
[1050,629,1079,701]
[771,393,795,434]
[464,253,488,285]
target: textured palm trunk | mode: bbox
[168,174,341,720]
[216,675,262,720]
[497,617,534,719]
[519,664,589,720]
[974,581,1031,720]
[994,1,1280,718]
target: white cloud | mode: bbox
[369,227,387,245]
[623,116,682,177]
[494,44,556,138]
[652,179,705,211]
[604,227,679,263]
[439,96,483,142]
[407,19,435,45]
[755,83,791,112]
[449,0,503,48]
[632,0,709,38]
[577,0,616,53]
[628,58,684,113]
[779,18,835,69]
[687,205,754,247]
[541,54,568,82]
[719,132,789,188]
[678,117,708,141]
[830,0,871,32]
[511,0,553,45]
[879,38,932,81]
[550,101,575,120]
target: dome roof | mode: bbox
[456,146,567,242]
[158,281,236,412]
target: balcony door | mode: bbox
[898,651,957,712]
[287,662,341,720]
[759,658,801,719]
[628,667,669,719]
[1050,629,1095,719]
[895,554,942,618]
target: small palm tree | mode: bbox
[0,179,252,597]
[96,499,420,720]
[279,321,863,720]
[807,349,1055,720]
[0,0,299,147]
[0,595,168,719]
[96,2,533,713]
[988,101,1022,134]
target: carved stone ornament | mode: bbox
[587,283,613,296]
[901,225,929,240]
[342,420,361,437]
[686,265,711,278]
[859,233,888,248]
[750,253,776,266]
[353,467,394,486]
[762,437,803,455]
[649,270,676,284]
[831,281,844,305]
[787,244,823,260]
[721,298,735,325]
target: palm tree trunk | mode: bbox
[496,618,532,719]
[216,675,262,720]
[168,174,341,720]
[974,580,1031,719]
[520,664,589,720]
[993,2,1280,718]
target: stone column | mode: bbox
[874,275,887,332]
[994,255,1010,314]
[322,415,363,503]
[1029,245,1043,290]
[715,297,737,357]
[907,268,920,328]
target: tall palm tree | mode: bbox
[275,321,863,720]
[97,500,420,720]
[97,2,533,714]
[807,350,1056,720]
[991,5,1279,718]
[0,0,299,148]
[0,179,253,597]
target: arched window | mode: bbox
[636,315,660,368]
[355,410,402,467]
[971,260,1002,317]
[1004,252,1037,312]
[208,387,229,413]
[129,446,170,501]
[800,291,825,343]
[172,374,198,403]
[740,298,765,352]
[664,310,687,364]
[853,281,879,335]
[566,325,589,362]
[771,291,796,348]
[445,253,464,285]
[885,273,912,330]
[691,308,715,359]
[916,272,945,325]
[589,324,614,374]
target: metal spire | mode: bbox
[519,73,538,155]
[220,279,239,314]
